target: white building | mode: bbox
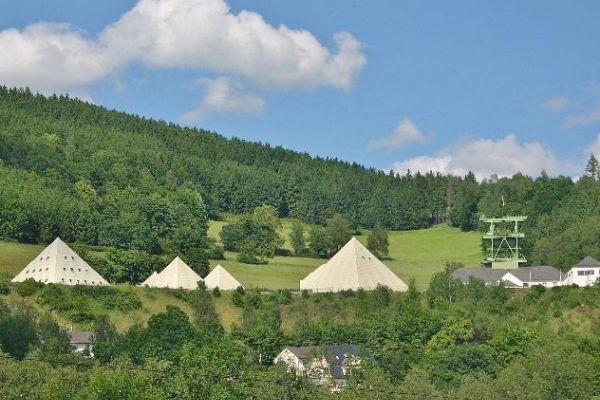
[452,266,564,288]
[11,237,109,286]
[140,257,202,290]
[204,264,243,290]
[274,345,361,390]
[68,330,95,357]
[300,237,407,293]
[565,256,600,287]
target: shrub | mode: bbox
[277,289,292,304]
[235,286,245,296]
[232,290,245,308]
[14,279,44,297]
[208,245,225,260]
[301,289,310,298]
[212,287,221,297]
[68,309,96,323]
[0,282,9,295]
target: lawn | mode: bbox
[0,223,481,290]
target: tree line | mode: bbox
[1,86,600,269]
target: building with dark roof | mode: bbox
[274,344,362,390]
[452,266,564,288]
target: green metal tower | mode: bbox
[481,215,527,269]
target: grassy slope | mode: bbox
[0,223,481,290]
[208,223,481,290]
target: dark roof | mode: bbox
[286,344,359,360]
[285,344,360,379]
[508,266,563,282]
[574,256,600,268]
[68,331,95,344]
[451,268,506,283]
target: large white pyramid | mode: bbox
[204,264,243,290]
[300,237,408,292]
[150,257,202,290]
[11,237,109,286]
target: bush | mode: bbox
[237,242,267,265]
[277,289,292,304]
[0,282,9,295]
[301,289,310,298]
[68,309,96,323]
[14,279,44,297]
[232,290,245,308]
[212,287,221,297]
[207,245,225,260]
[183,248,210,278]
[235,286,245,296]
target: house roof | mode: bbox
[69,330,95,344]
[508,266,563,282]
[11,237,109,286]
[574,256,600,268]
[451,267,506,283]
[300,237,408,292]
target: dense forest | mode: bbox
[1,86,600,268]
[2,269,600,399]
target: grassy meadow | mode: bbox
[0,221,481,290]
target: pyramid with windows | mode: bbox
[11,237,109,286]
[300,237,408,292]
[149,257,202,290]
[204,265,243,290]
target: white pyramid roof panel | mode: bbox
[300,237,407,292]
[152,257,202,290]
[204,264,242,290]
[11,238,109,286]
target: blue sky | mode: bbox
[1,0,599,178]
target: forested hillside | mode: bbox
[1,86,600,269]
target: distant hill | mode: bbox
[1,86,600,269]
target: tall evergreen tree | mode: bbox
[585,154,599,180]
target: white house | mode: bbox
[274,345,362,390]
[501,266,564,288]
[565,256,600,287]
[452,266,564,288]
[68,330,95,357]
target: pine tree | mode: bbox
[585,154,599,180]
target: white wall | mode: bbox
[566,267,600,287]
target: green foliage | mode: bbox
[325,213,352,252]
[182,248,210,277]
[366,223,389,258]
[289,221,306,255]
[14,278,44,296]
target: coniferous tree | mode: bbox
[585,154,599,180]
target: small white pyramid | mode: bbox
[204,265,243,290]
[150,257,202,290]
[300,237,408,293]
[11,237,109,286]
[140,271,160,287]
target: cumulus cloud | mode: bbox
[0,23,120,95]
[368,118,426,150]
[0,0,365,97]
[587,133,600,158]
[542,95,571,112]
[180,77,265,122]
[564,104,600,128]
[391,134,566,180]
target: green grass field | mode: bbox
[0,222,481,290]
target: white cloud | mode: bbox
[0,23,121,95]
[587,133,600,158]
[391,134,567,180]
[0,0,365,96]
[542,95,571,112]
[368,118,426,150]
[180,77,265,122]
[564,104,600,128]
